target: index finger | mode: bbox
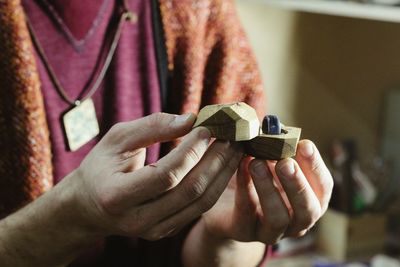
[103,127,212,209]
[100,113,197,154]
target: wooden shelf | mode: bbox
[248,0,400,23]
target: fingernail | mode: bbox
[198,127,211,140]
[252,161,267,177]
[279,160,295,178]
[300,142,314,158]
[173,113,194,126]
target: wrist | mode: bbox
[59,169,109,237]
[0,170,103,266]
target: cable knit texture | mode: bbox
[159,0,265,116]
[0,0,53,218]
[0,0,265,218]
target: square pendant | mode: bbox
[63,98,100,151]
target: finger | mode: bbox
[275,158,321,236]
[295,140,334,214]
[266,160,293,218]
[249,160,290,244]
[229,157,259,239]
[235,157,258,212]
[118,148,147,173]
[98,127,211,213]
[101,113,196,154]
[138,141,243,240]
[154,225,185,240]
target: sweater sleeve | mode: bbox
[202,0,267,118]
[160,0,266,118]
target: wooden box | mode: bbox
[316,209,386,261]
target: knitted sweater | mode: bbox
[0,0,265,218]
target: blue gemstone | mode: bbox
[262,115,281,135]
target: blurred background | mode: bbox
[235,0,400,266]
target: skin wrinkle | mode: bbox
[0,1,334,266]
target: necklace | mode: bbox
[26,2,137,151]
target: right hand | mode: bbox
[67,113,243,240]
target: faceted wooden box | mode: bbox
[193,102,301,160]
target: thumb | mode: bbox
[101,113,196,153]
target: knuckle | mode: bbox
[96,190,122,216]
[147,112,167,128]
[117,210,147,236]
[184,145,202,164]
[110,122,125,134]
[269,215,290,233]
[310,155,324,174]
[295,209,319,230]
[157,166,180,189]
[107,122,127,142]
[214,150,229,169]
[183,176,208,200]
[296,183,309,199]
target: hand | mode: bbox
[0,113,244,267]
[188,140,333,244]
[68,112,244,240]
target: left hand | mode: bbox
[189,139,334,244]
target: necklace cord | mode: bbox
[25,7,131,106]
